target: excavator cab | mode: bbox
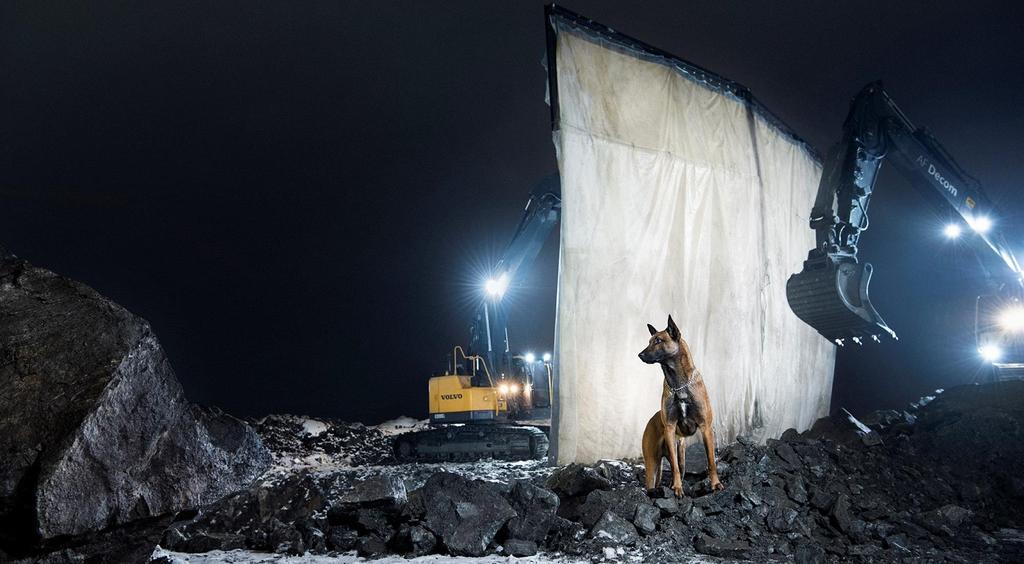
[975,291,1024,381]
[502,354,553,422]
[787,254,896,345]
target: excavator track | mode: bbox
[393,425,549,463]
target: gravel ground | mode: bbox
[159,382,1024,563]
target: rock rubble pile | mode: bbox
[161,381,1024,562]
[251,415,395,468]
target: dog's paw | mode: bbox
[710,479,724,492]
[672,483,685,498]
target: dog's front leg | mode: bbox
[701,424,723,491]
[676,437,686,482]
[663,422,684,497]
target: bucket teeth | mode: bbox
[786,256,897,343]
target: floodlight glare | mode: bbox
[943,224,961,239]
[542,352,552,362]
[523,352,535,364]
[979,344,1002,363]
[498,383,510,395]
[999,306,1024,332]
[968,215,993,234]
[510,383,520,394]
[484,272,510,298]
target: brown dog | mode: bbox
[638,316,723,497]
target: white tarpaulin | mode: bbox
[548,11,836,464]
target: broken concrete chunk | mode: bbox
[572,487,650,528]
[774,441,802,467]
[785,474,809,505]
[633,503,660,535]
[544,516,586,554]
[793,542,827,564]
[915,504,973,536]
[420,472,515,556]
[766,506,800,533]
[831,494,854,534]
[546,463,613,497]
[326,526,358,552]
[652,496,679,516]
[589,510,639,546]
[393,524,436,557]
[505,481,559,543]
[338,474,407,508]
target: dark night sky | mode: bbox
[3,1,1023,423]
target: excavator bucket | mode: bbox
[786,257,896,344]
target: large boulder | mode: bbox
[336,474,407,508]
[588,510,638,546]
[504,481,559,543]
[420,472,516,556]
[569,487,651,528]
[0,256,270,556]
[545,463,613,498]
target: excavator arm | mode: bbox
[787,82,1022,344]
[467,175,561,381]
[391,178,561,463]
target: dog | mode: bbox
[638,315,723,497]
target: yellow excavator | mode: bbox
[393,177,560,462]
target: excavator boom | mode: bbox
[788,82,1021,344]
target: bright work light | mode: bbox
[485,273,510,298]
[542,353,552,362]
[524,352,535,364]
[499,383,509,395]
[979,344,1002,363]
[999,306,1024,332]
[968,215,993,234]
[943,224,961,239]
[510,383,520,394]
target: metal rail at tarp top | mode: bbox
[543,4,822,163]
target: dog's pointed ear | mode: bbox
[666,315,680,340]
[647,323,658,336]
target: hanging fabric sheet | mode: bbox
[546,7,836,464]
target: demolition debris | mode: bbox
[161,382,1024,563]
[3,253,1023,563]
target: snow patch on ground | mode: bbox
[275,452,352,472]
[258,457,556,494]
[152,547,588,563]
[251,414,393,471]
[301,418,329,437]
[373,415,429,436]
